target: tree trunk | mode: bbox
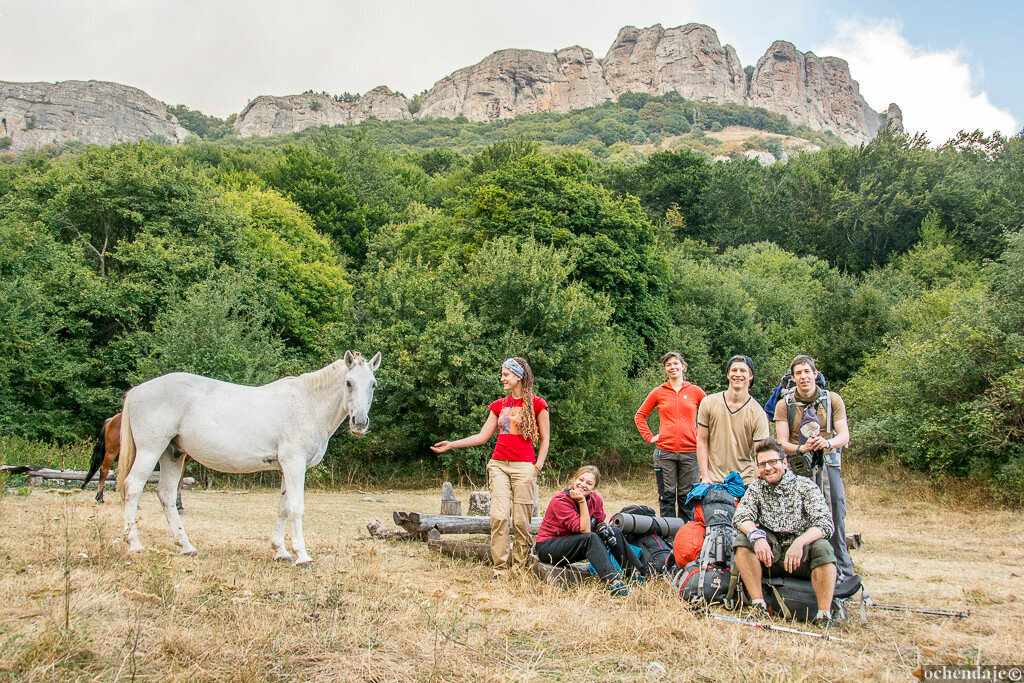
[393,511,542,535]
[425,529,491,563]
[366,518,413,541]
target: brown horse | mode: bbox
[83,412,188,510]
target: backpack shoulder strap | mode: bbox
[784,390,797,431]
[821,391,833,435]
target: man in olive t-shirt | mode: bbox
[696,355,771,484]
[773,354,853,580]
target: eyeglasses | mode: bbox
[756,457,785,470]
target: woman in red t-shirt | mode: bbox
[634,351,706,520]
[431,356,550,576]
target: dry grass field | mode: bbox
[1,465,1022,681]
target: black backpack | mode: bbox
[616,505,675,574]
[673,488,739,606]
[762,573,868,623]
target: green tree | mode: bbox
[347,237,634,472]
[455,153,670,366]
[262,131,426,264]
[131,271,289,386]
[225,186,352,353]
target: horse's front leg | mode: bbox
[279,453,312,566]
[271,476,292,562]
[157,450,196,556]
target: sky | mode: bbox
[0,0,1019,144]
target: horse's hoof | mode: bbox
[294,558,314,567]
[177,508,186,515]
[128,544,145,553]
[273,554,293,563]
[181,549,198,557]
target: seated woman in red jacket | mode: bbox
[534,465,646,596]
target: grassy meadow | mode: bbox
[1,462,1021,681]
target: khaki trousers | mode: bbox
[487,458,536,570]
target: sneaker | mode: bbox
[608,581,630,597]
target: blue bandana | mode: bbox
[502,358,525,378]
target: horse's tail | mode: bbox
[83,417,110,489]
[116,394,136,503]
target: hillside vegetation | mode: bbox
[1,123,1022,499]
[172,92,844,159]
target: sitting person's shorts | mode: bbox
[734,530,836,580]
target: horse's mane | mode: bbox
[300,358,348,392]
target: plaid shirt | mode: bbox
[733,469,834,544]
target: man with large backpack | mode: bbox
[772,355,853,581]
[733,438,839,624]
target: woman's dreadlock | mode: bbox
[512,356,539,445]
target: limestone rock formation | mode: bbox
[882,103,904,134]
[602,23,747,104]
[743,150,777,166]
[2,23,901,149]
[410,25,892,144]
[747,41,883,144]
[234,86,411,138]
[0,80,187,152]
[416,46,611,121]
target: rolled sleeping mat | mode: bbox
[610,513,686,539]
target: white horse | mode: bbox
[116,351,381,565]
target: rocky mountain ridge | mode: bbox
[0,80,187,153]
[235,22,901,145]
[0,23,901,151]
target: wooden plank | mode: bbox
[398,511,542,534]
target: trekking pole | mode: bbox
[868,603,969,619]
[707,613,850,642]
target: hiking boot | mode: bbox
[608,581,630,597]
[748,603,770,619]
[813,612,836,627]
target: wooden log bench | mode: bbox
[22,468,195,487]
[393,511,542,536]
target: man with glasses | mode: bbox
[696,355,770,484]
[732,437,838,624]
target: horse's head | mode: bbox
[344,350,381,435]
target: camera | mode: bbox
[595,521,618,549]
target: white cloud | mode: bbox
[815,18,1019,144]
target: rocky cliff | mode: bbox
[602,24,747,104]
[747,41,897,143]
[235,23,898,144]
[1,23,902,150]
[0,80,187,152]
[234,86,411,138]
[415,46,612,121]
